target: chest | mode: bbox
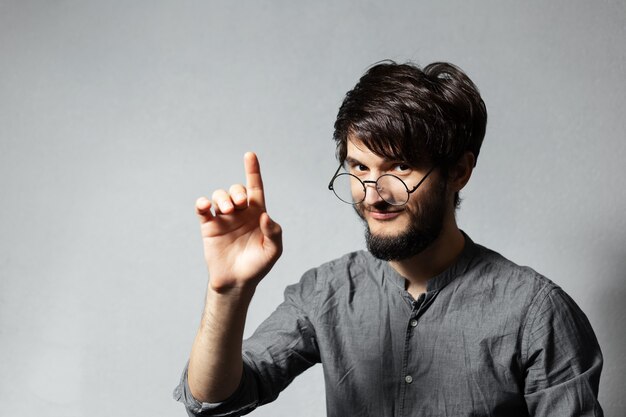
[315,288,527,416]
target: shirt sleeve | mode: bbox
[522,286,604,417]
[173,268,323,416]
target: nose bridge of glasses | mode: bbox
[361,179,381,195]
[359,179,385,204]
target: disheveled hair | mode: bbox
[333,60,487,171]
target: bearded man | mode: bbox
[174,61,603,417]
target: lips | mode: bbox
[368,209,403,221]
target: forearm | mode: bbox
[188,284,256,403]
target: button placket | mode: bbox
[400,293,427,415]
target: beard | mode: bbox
[355,178,448,261]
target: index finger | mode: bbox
[244,152,266,208]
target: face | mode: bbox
[346,139,449,261]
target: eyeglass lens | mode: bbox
[331,173,409,206]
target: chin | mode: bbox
[368,228,402,240]
[366,217,409,236]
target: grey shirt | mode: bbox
[174,235,603,416]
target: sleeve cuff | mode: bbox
[172,362,259,417]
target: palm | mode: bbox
[202,204,272,285]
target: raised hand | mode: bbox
[195,152,282,293]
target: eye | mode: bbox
[393,163,412,173]
[349,163,369,173]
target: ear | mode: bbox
[448,152,475,192]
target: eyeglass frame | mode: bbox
[327,163,437,206]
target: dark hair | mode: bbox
[333,61,487,207]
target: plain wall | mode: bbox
[1,1,624,416]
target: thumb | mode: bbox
[259,212,283,256]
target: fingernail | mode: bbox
[234,193,246,202]
[220,202,232,211]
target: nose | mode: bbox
[362,181,384,205]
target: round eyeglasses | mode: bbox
[328,165,436,206]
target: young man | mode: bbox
[174,62,603,416]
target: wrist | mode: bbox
[199,285,255,335]
[206,280,257,310]
[208,279,257,298]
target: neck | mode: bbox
[388,218,465,299]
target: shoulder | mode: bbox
[461,239,596,327]
[465,242,560,301]
[441,241,564,328]
[466,241,597,335]
[284,250,384,314]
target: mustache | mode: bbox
[360,201,403,212]
[354,201,404,217]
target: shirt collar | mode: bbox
[382,231,478,294]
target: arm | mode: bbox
[187,152,283,403]
[522,287,603,416]
[175,269,322,417]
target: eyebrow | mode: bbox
[344,155,403,167]
[344,156,362,166]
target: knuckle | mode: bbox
[195,197,210,211]
[273,224,283,236]
[211,189,226,201]
[229,185,247,201]
[229,183,245,192]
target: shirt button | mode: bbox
[409,319,418,327]
[405,375,413,384]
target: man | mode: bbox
[174,61,603,416]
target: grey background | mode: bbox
[1,1,624,416]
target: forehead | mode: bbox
[346,138,392,163]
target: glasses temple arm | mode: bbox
[328,164,343,190]
[408,166,437,194]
